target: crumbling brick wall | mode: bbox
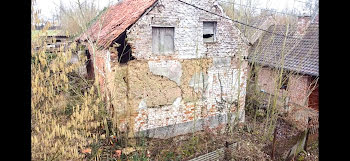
[127,0,249,60]
[287,74,310,106]
[256,66,283,96]
[255,66,314,110]
[253,66,319,130]
[87,0,250,136]
[125,0,249,133]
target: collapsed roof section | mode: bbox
[77,0,158,49]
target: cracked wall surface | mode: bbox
[127,60,182,108]
[127,0,249,60]
[180,59,213,103]
[256,67,310,107]
[86,0,250,137]
[148,60,182,85]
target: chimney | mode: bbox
[296,15,311,36]
[249,16,274,44]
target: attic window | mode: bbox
[152,27,174,54]
[203,22,217,42]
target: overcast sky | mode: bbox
[34,0,116,20]
[34,0,310,20]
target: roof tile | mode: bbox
[248,23,319,76]
[78,0,158,49]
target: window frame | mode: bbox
[152,26,175,54]
[203,21,217,43]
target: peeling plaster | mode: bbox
[138,99,147,110]
[188,71,208,93]
[213,57,231,67]
[90,0,250,137]
[148,60,182,85]
[173,97,182,108]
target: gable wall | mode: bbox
[127,0,249,59]
[89,0,250,138]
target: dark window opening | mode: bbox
[250,64,257,82]
[280,71,289,90]
[203,34,214,38]
[115,31,134,64]
[203,21,217,42]
[85,49,94,79]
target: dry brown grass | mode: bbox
[31,1,318,160]
[31,19,105,161]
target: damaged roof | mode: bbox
[244,15,273,41]
[248,23,319,76]
[77,0,158,49]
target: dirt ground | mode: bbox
[84,110,319,161]
[138,113,317,161]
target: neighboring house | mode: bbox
[248,15,319,128]
[245,14,275,45]
[32,28,71,52]
[77,0,250,138]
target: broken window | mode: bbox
[152,27,174,54]
[203,21,217,42]
[280,71,289,90]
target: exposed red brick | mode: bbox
[308,82,318,111]
[184,111,192,114]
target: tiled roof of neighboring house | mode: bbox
[284,23,319,76]
[248,24,300,69]
[77,0,158,49]
[244,15,271,40]
[248,23,319,76]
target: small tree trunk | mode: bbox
[304,117,311,151]
[271,126,278,160]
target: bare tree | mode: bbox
[55,0,101,36]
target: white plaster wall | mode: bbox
[127,0,249,60]
[122,0,250,132]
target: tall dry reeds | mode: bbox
[31,0,318,160]
[31,5,106,160]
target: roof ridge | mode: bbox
[77,0,159,49]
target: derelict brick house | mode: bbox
[248,15,319,128]
[77,0,250,138]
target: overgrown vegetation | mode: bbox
[57,0,101,37]
[32,1,105,160]
[32,0,318,160]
